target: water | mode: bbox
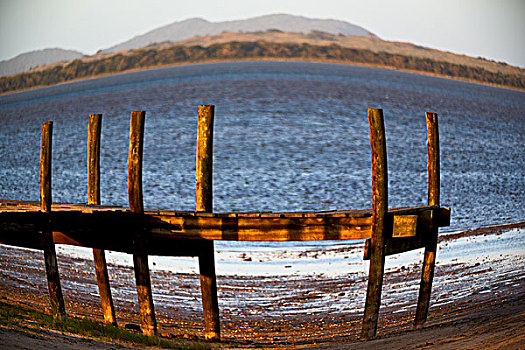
[1,61,524,320]
[1,61,524,249]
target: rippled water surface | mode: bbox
[1,61,524,232]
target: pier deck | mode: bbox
[0,199,449,251]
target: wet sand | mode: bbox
[0,222,524,348]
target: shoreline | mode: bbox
[2,58,524,98]
[0,221,523,348]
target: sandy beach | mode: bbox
[1,222,524,349]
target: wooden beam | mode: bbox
[414,112,440,329]
[150,214,373,241]
[40,121,66,320]
[128,111,157,336]
[196,105,221,341]
[0,205,448,247]
[0,210,203,256]
[88,113,117,327]
[361,108,388,340]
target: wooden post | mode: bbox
[88,114,102,206]
[88,114,117,327]
[414,112,440,329]
[196,105,220,341]
[196,105,214,211]
[128,111,157,336]
[40,121,66,319]
[361,108,388,340]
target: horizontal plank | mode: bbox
[0,211,207,256]
[149,215,374,241]
[1,200,447,219]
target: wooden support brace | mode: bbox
[128,111,157,336]
[88,114,117,326]
[196,105,221,341]
[414,112,440,329]
[361,108,388,340]
[40,121,66,319]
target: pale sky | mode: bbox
[1,0,524,67]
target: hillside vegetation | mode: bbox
[173,30,522,77]
[2,38,524,93]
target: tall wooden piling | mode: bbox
[88,115,102,206]
[196,105,220,341]
[41,122,53,213]
[128,111,157,336]
[88,114,117,326]
[414,112,440,329]
[361,108,388,340]
[40,121,66,319]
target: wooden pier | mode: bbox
[0,106,450,341]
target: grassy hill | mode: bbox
[173,30,522,77]
[1,31,523,94]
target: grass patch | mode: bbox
[0,299,211,349]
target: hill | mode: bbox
[1,31,523,93]
[0,48,83,76]
[167,30,522,77]
[0,33,525,92]
[101,14,375,53]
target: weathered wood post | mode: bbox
[361,108,388,340]
[196,105,221,341]
[88,114,117,327]
[128,111,157,336]
[40,121,66,319]
[414,112,440,329]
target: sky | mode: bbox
[1,0,524,67]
